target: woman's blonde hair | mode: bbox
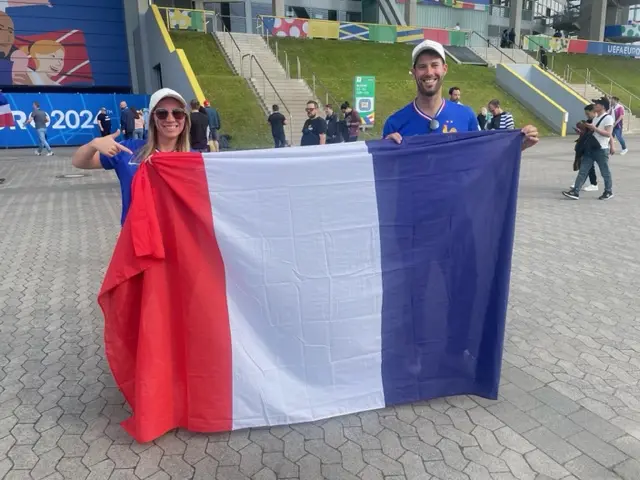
[136,106,191,162]
[29,40,65,69]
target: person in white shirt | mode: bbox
[563,97,614,200]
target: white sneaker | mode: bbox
[621,149,628,155]
[35,150,41,156]
[46,152,54,156]
[584,184,599,192]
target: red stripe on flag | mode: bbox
[98,152,233,442]
[0,112,14,128]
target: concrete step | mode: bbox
[215,31,327,146]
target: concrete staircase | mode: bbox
[564,81,640,133]
[470,45,537,66]
[213,31,316,146]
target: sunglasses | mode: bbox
[306,107,316,112]
[154,108,186,120]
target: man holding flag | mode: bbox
[383,39,539,150]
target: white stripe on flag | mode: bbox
[0,104,11,115]
[203,143,386,429]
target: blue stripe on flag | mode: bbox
[366,131,523,406]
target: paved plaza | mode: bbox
[0,137,639,480]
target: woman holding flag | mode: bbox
[72,88,191,225]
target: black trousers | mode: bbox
[273,133,287,148]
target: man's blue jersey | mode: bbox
[383,99,480,138]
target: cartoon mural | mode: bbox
[0,0,130,88]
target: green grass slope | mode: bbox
[269,37,553,137]
[550,53,640,113]
[170,31,272,149]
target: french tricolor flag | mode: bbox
[99,131,523,443]
[0,92,15,128]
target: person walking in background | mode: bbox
[449,86,462,105]
[563,97,614,201]
[487,99,515,130]
[324,104,341,144]
[133,108,145,140]
[23,101,53,156]
[189,99,209,153]
[538,46,548,70]
[96,107,111,137]
[570,103,599,192]
[119,101,134,140]
[610,96,628,155]
[267,104,287,148]
[341,101,361,142]
[477,107,490,130]
[301,100,327,146]
[202,100,221,144]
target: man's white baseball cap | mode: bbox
[148,88,187,112]
[412,40,446,66]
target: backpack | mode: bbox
[576,115,609,155]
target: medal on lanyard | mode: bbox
[430,119,440,131]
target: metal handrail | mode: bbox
[469,31,516,64]
[217,17,242,65]
[588,68,640,110]
[242,53,294,143]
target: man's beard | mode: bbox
[416,77,441,97]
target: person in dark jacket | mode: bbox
[119,101,135,140]
[202,99,221,141]
[324,104,341,144]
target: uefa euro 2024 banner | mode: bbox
[0,93,149,148]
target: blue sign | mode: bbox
[0,93,150,148]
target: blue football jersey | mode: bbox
[383,100,480,138]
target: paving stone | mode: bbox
[357,464,384,480]
[282,431,306,462]
[436,438,468,471]
[564,454,623,480]
[471,426,504,457]
[238,443,263,477]
[292,433,340,464]
[132,445,162,478]
[530,387,581,416]
[297,453,321,480]
[424,460,469,480]
[262,452,299,478]
[523,426,581,463]
[612,435,640,458]
[569,408,626,442]
[527,405,584,439]
[338,440,366,475]
[567,430,628,468]
[192,456,218,480]
[107,445,140,469]
[376,428,403,460]
[56,457,90,479]
[30,446,64,480]
[614,458,640,480]
[159,455,194,479]
[467,406,504,431]
[494,427,536,454]
[487,402,540,434]
[361,449,403,476]
[499,448,536,480]
[206,442,241,466]
[524,449,569,479]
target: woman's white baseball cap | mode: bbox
[148,88,187,112]
[412,40,446,66]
